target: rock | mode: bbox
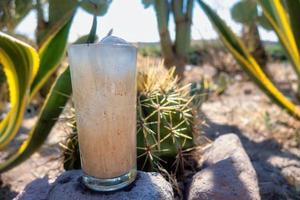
[187,134,260,200]
[15,170,174,200]
[13,178,51,200]
[243,141,300,199]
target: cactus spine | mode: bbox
[62,61,195,173]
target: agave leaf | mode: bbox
[0,16,98,172]
[258,0,300,78]
[0,32,39,149]
[284,0,300,56]
[0,67,72,172]
[0,14,74,149]
[198,0,300,119]
[30,17,74,98]
[257,14,272,31]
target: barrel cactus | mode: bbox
[136,62,195,172]
[62,61,196,173]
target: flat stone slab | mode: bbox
[187,134,260,200]
[15,170,174,200]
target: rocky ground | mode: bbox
[1,62,300,199]
[201,84,300,199]
[187,62,300,199]
[0,116,69,200]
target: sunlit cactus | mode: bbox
[136,61,195,172]
[62,61,196,173]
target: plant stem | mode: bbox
[87,15,97,43]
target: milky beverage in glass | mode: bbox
[68,36,137,191]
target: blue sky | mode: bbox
[16,0,277,43]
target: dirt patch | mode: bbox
[195,62,300,199]
[0,116,69,199]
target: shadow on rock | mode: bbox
[188,156,257,200]
[202,114,300,200]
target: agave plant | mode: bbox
[62,61,196,174]
[198,0,300,120]
[0,0,112,173]
[0,16,74,172]
[230,0,271,68]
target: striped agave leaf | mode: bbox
[0,13,98,173]
[258,0,300,91]
[198,0,300,119]
[0,33,39,149]
[0,16,74,150]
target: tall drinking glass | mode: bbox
[68,36,137,192]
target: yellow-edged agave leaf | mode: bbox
[258,0,300,77]
[285,0,300,54]
[198,0,300,119]
[0,67,72,172]
[0,33,39,149]
[0,17,98,172]
[0,16,74,149]
[30,17,74,98]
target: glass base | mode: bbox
[82,168,137,192]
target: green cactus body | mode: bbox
[137,86,194,172]
[62,62,195,173]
